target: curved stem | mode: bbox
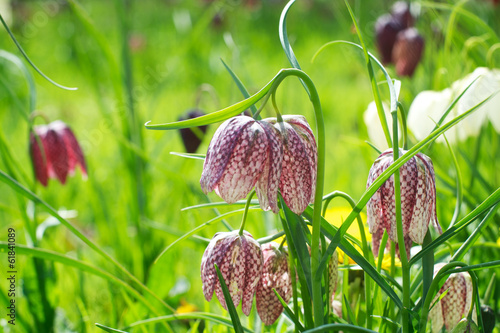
[238,190,256,236]
[392,110,410,333]
[264,68,325,326]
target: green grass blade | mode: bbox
[122,313,254,332]
[0,14,77,90]
[220,59,258,117]
[145,71,281,130]
[95,324,129,333]
[279,0,301,70]
[153,207,260,264]
[214,264,244,333]
[410,188,500,265]
[170,152,206,160]
[0,169,175,313]
[303,324,379,332]
[1,242,170,324]
[273,288,305,331]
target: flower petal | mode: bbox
[29,130,49,187]
[200,116,254,194]
[255,120,283,214]
[278,122,314,215]
[215,121,269,203]
[45,128,69,184]
[241,233,263,316]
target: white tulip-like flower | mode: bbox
[408,67,500,144]
[363,101,401,151]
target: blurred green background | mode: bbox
[0,0,499,332]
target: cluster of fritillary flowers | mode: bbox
[200,115,317,215]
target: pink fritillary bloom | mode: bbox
[30,121,87,187]
[256,242,292,325]
[392,27,424,77]
[200,116,283,213]
[366,149,442,258]
[266,115,317,215]
[429,264,475,333]
[200,230,263,316]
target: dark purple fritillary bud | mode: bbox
[391,2,414,29]
[266,115,317,215]
[366,149,442,258]
[375,14,404,64]
[392,28,425,77]
[178,109,208,153]
[200,231,263,316]
[256,242,292,325]
[481,305,496,333]
[429,264,475,332]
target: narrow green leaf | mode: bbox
[214,264,244,333]
[220,59,258,116]
[145,70,282,130]
[181,200,259,211]
[153,207,260,264]
[169,152,206,160]
[272,289,305,331]
[0,14,77,90]
[123,313,254,332]
[343,295,357,325]
[279,0,301,70]
[302,324,379,333]
[95,324,129,333]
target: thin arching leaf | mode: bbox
[215,264,244,333]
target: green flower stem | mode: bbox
[321,191,372,328]
[418,262,467,333]
[422,231,434,307]
[238,190,256,236]
[260,68,325,326]
[392,111,410,333]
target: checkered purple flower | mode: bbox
[429,264,475,333]
[200,230,263,316]
[366,149,442,258]
[201,115,317,215]
[30,120,87,187]
[255,242,292,325]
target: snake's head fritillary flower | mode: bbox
[429,264,475,333]
[30,121,87,187]
[256,242,292,325]
[200,230,263,316]
[178,109,208,153]
[328,249,339,305]
[366,149,442,258]
[200,116,283,212]
[392,28,424,77]
[266,115,317,215]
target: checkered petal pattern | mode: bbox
[29,121,87,187]
[429,264,474,332]
[200,231,263,316]
[256,243,292,326]
[329,249,339,305]
[366,149,441,258]
[201,115,317,216]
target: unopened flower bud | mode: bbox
[178,109,208,153]
[375,14,404,64]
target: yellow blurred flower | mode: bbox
[176,299,198,314]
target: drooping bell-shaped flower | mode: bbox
[375,14,403,64]
[200,116,283,212]
[429,264,475,333]
[392,28,425,77]
[328,248,339,305]
[178,109,208,153]
[391,2,414,29]
[255,242,292,325]
[366,149,442,258]
[30,120,87,187]
[265,115,317,215]
[200,230,263,316]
